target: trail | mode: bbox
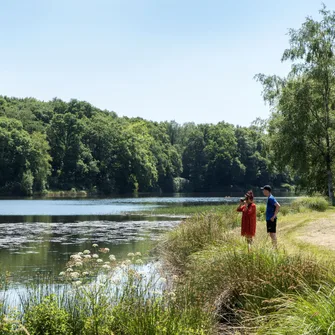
[295,213,335,251]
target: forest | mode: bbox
[0,96,291,196]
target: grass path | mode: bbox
[243,208,335,259]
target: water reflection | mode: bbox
[0,196,297,281]
[0,214,179,278]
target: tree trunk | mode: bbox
[326,155,334,205]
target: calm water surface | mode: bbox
[0,195,295,280]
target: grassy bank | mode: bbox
[159,196,335,334]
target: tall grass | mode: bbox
[185,244,327,317]
[159,210,239,270]
[0,251,215,335]
[256,279,335,335]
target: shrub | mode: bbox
[291,197,328,212]
[25,294,70,335]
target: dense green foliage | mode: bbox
[0,96,289,196]
[256,5,335,203]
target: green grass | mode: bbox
[185,244,328,318]
[256,278,335,335]
[159,209,239,270]
[141,203,234,216]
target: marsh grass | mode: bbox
[0,248,215,335]
[256,278,335,335]
[185,244,327,316]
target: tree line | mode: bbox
[0,96,290,196]
[4,5,335,198]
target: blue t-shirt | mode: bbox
[266,194,278,221]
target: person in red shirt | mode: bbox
[237,190,256,252]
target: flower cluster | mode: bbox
[59,245,146,289]
[59,244,118,285]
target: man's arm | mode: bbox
[271,202,280,221]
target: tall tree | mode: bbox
[256,5,335,204]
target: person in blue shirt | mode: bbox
[261,185,280,248]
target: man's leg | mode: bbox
[269,232,277,249]
[266,219,277,248]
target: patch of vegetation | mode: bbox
[291,197,329,212]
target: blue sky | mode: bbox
[0,0,325,126]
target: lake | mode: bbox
[0,195,295,281]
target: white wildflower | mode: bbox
[135,259,143,265]
[104,248,110,252]
[70,254,82,260]
[59,272,65,276]
[66,268,74,273]
[92,254,99,259]
[96,259,103,263]
[83,250,91,255]
[124,259,132,265]
[109,255,116,262]
[73,281,82,287]
[70,272,80,279]
[92,244,98,248]
[82,272,89,276]
[135,252,141,256]
[84,255,91,259]
[102,264,111,270]
[127,253,135,257]
[74,262,83,267]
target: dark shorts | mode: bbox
[266,218,277,233]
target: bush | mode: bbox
[291,197,329,212]
[25,295,70,335]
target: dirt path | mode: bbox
[295,213,335,251]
